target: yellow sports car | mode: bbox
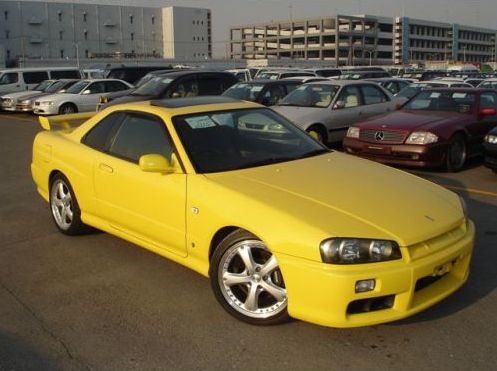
[31,97,474,328]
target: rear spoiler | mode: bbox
[38,112,96,131]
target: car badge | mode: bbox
[374,131,385,141]
[425,215,435,222]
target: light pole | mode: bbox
[364,49,375,66]
[462,45,467,63]
[73,42,80,68]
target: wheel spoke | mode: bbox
[260,280,286,302]
[61,207,67,223]
[57,182,65,199]
[260,255,278,277]
[223,272,251,286]
[244,283,260,311]
[237,245,256,274]
[65,206,73,221]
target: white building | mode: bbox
[0,1,212,62]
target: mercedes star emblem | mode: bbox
[374,131,385,141]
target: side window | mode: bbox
[0,72,19,84]
[105,81,128,92]
[383,81,398,95]
[284,83,300,94]
[362,85,389,105]
[86,82,105,94]
[168,76,198,98]
[337,86,362,108]
[82,112,122,151]
[23,71,49,84]
[262,84,286,105]
[198,76,225,95]
[108,113,173,163]
[50,70,81,79]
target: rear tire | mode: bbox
[445,134,467,172]
[59,103,77,115]
[49,174,87,235]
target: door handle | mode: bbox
[99,163,114,173]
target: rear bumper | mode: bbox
[343,137,446,168]
[278,220,474,328]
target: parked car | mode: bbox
[337,70,391,80]
[222,79,302,106]
[226,68,253,82]
[5,79,79,113]
[103,65,173,85]
[33,79,133,115]
[483,127,497,173]
[304,68,342,78]
[257,70,316,80]
[343,88,497,171]
[31,97,474,328]
[366,78,412,95]
[100,71,238,109]
[1,79,59,111]
[0,67,83,94]
[477,78,497,90]
[272,80,395,143]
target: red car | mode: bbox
[343,88,497,171]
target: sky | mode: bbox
[17,0,497,56]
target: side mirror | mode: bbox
[479,108,497,116]
[99,96,109,104]
[139,154,177,174]
[81,89,91,95]
[395,102,404,110]
[333,100,346,110]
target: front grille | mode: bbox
[34,102,40,106]
[347,295,395,314]
[415,275,445,292]
[359,129,408,144]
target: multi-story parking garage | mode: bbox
[230,14,497,65]
[0,1,212,61]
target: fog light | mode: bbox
[355,279,375,293]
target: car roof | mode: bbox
[151,96,243,108]
[234,79,301,85]
[422,87,491,93]
[305,80,373,86]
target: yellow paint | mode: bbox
[31,100,475,328]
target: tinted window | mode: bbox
[86,82,106,94]
[261,84,286,105]
[280,84,340,108]
[108,114,173,163]
[50,70,81,79]
[362,85,389,105]
[82,112,122,151]
[23,71,49,84]
[315,69,341,77]
[168,76,198,98]
[337,86,362,107]
[105,80,128,92]
[405,91,475,113]
[0,73,18,85]
[199,76,233,95]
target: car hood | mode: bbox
[16,91,48,101]
[272,105,328,128]
[2,90,42,99]
[104,88,135,100]
[206,151,463,247]
[355,110,471,132]
[34,93,78,103]
[106,94,154,107]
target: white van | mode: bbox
[0,67,83,94]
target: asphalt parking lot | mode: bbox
[0,112,496,371]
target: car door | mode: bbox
[78,81,106,111]
[359,84,394,118]
[328,85,364,141]
[89,111,187,257]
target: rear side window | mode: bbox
[105,80,129,92]
[337,86,362,108]
[50,70,81,79]
[362,85,389,105]
[198,76,226,95]
[23,71,49,84]
[82,112,122,151]
[0,72,18,84]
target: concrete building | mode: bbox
[230,14,497,65]
[0,1,212,62]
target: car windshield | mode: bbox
[479,81,497,89]
[135,73,159,88]
[47,80,76,93]
[65,80,90,94]
[404,91,475,113]
[396,85,427,98]
[33,80,54,92]
[257,72,281,80]
[222,83,265,101]
[132,77,174,96]
[279,84,339,108]
[172,108,329,173]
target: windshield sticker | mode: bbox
[185,116,217,129]
[429,92,441,99]
[250,86,264,92]
[452,93,468,99]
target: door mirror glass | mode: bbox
[81,89,91,95]
[333,100,346,110]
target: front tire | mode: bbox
[49,174,87,235]
[307,125,327,144]
[59,103,77,115]
[445,134,467,172]
[209,230,290,325]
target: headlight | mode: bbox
[485,134,497,144]
[346,127,360,138]
[320,238,401,264]
[21,99,31,104]
[406,131,438,144]
[39,101,54,106]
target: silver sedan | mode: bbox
[272,80,396,143]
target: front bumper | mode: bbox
[15,103,34,112]
[277,220,474,328]
[33,104,58,116]
[1,102,17,111]
[343,137,446,168]
[483,143,497,170]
